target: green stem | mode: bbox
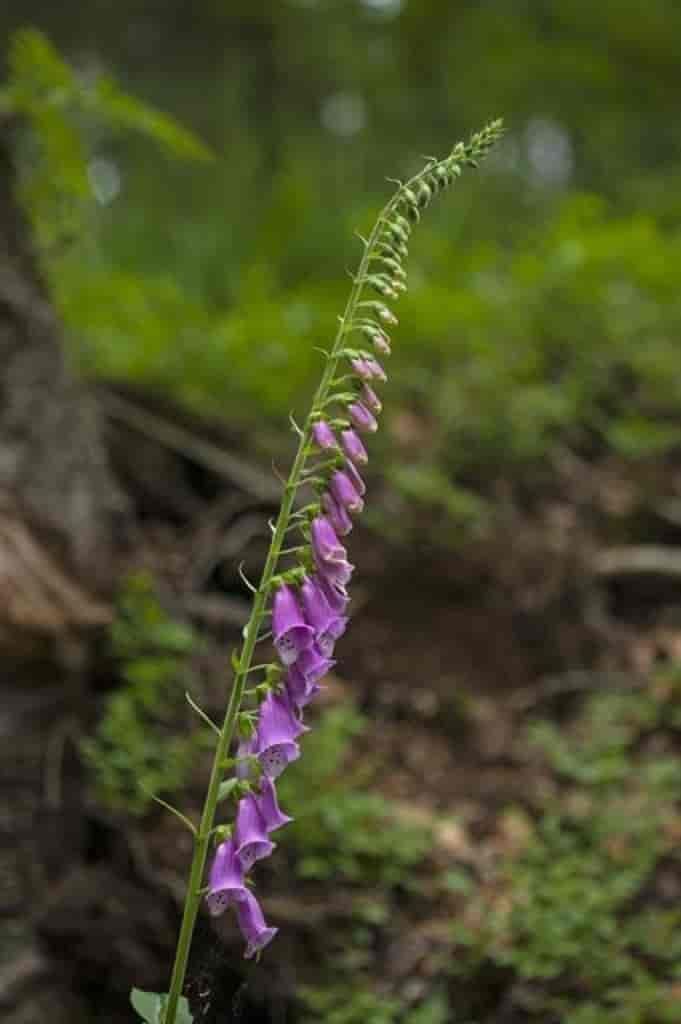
[162,121,503,1023]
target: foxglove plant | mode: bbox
[137,120,503,1024]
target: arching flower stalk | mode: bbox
[160,119,503,1024]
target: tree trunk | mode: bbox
[0,123,128,647]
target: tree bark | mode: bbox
[0,123,128,643]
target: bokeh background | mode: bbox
[3,3,681,1023]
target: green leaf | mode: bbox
[130,989,163,1024]
[92,76,214,162]
[169,995,194,1024]
[130,990,194,1024]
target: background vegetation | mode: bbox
[5,1,681,535]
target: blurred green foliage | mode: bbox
[279,704,431,885]
[300,985,448,1024]
[0,29,210,250]
[3,4,681,537]
[454,676,681,1022]
[81,573,209,815]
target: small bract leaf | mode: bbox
[217,777,239,803]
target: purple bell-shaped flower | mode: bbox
[318,574,349,614]
[322,491,353,537]
[315,552,354,587]
[236,890,278,959]
[253,690,308,778]
[234,793,275,871]
[272,583,315,666]
[300,575,347,657]
[285,663,321,710]
[340,429,368,466]
[256,776,293,833]
[295,644,335,684]
[348,400,378,433]
[206,837,248,916]
[330,471,364,515]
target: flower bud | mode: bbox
[360,384,382,414]
[350,356,374,381]
[344,458,366,496]
[348,401,378,433]
[330,470,364,514]
[312,420,337,450]
[365,357,387,382]
[372,332,391,355]
[377,306,398,326]
[310,515,347,565]
[340,429,368,466]
[433,165,450,188]
[322,490,353,536]
[416,181,432,207]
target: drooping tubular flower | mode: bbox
[318,573,349,615]
[285,663,320,710]
[206,838,248,916]
[272,583,315,666]
[297,642,336,680]
[236,891,278,960]
[252,689,308,778]
[300,574,347,657]
[256,776,293,833]
[196,121,504,973]
[234,792,275,870]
